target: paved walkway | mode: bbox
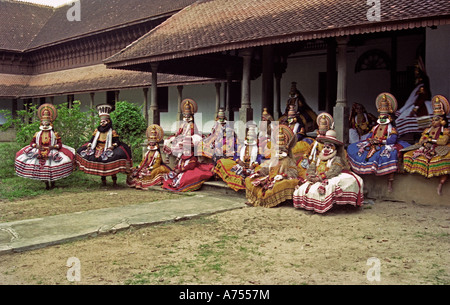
[0,184,247,255]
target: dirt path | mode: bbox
[0,190,448,285]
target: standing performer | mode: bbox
[293,129,364,213]
[127,124,171,189]
[402,95,450,195]
[76,104,132,186]
[15,103,75,189]
[347,93,410,192]
[244,124,300,208]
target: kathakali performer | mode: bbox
[244,124,300,208]
[402,95,450,195]
[126,124,171,189]
[293,129,364,213]
[76,104,132,186]
[347,93,410,192]
[213,125,262,191]
[15,103,75,189]
[162,136,214,192]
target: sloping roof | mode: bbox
[0,0,197,52]
[0,0,53,51]
[105,0,450,68]
[0,64,215,98]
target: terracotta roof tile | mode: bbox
[105,0,450,66]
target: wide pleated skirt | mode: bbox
[403,145,450,178]
[347,141,410,176]
[76,143,132,176]
[293,171,364,213]
[162,163,214,192]
[15,145,75,181]
[245,177,299,208]
[126,164,172,189]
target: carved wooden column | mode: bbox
[149,63,159,125]
[140,88,148,124]
[333,36,350,144]
[215,82,221,118]
[177,85,183,128]
[239,48,253,124]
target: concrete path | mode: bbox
[0,184,247,255]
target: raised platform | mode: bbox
[202,174,448,207]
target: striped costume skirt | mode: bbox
[162,163,213,192]
[245,177,299,208]
[293,171,364,213]
[15,145,75,182]
[76,143,132,176]
[126,164,171,189]
[403,145,450,178]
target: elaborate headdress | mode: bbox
[432,95,450,116]
[376,93,397,114]
[38,103,57,122]
[181,98,198,115]
[217,107,226,120]
[316,112,334,136]
[146,124,164,143]
[276,124,295,148]
[287,104,297,119]
[261,108,274,121]
[97,104,113,120]
[317,129,343,147]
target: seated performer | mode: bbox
[258,108,274,160]
[395,58,432,138]
[293,129,364,213]
[163,98,202,162]
[284,104,315,169]
[349,103,377,143]
[162,136,214,192]
[15,103,75,189]
[347,93,411,192]
[297,112,334,179]
[201,107,234,163]
[244,124,300,208]
[76,104,132,186]
[213,125,262,191]
[279,82,318,133]
[127,124,171,189]
[402,95,450,195]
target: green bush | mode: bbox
[110,101,147,162]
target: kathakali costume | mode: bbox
[284,104,314,165]
[162,136,214,192]
[15,103,75,189]
[213,126,262,191]
[76,104,132,186]
[402,95,450,195]
[163,98,202,159]
[293,129,364,213]
[127,124,171,189]
[200,107,235,162]
[244,124,300,208]
[395,58,434,136]
[257,108,275,161]
[279,82,318,133]
[347,93,410,191]
[297,112,334,179]
[349,103,377,144]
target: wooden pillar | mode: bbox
[215,82,221,118]
[12,99,18,119]
[225,68,233,121]
[143,88,149,124]
[177,85,183,127]
[239,48,253,124]
[89,92,95,109]
[326,38,337,114]
[149,63,159,125]
[333,36,350,144]
[262,45,274,116]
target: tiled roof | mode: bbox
[0,0,53,51]
[0,64,215,98]
[0,0,197,51]
[105,0,450,67]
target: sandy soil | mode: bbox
[0,189,449,285]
